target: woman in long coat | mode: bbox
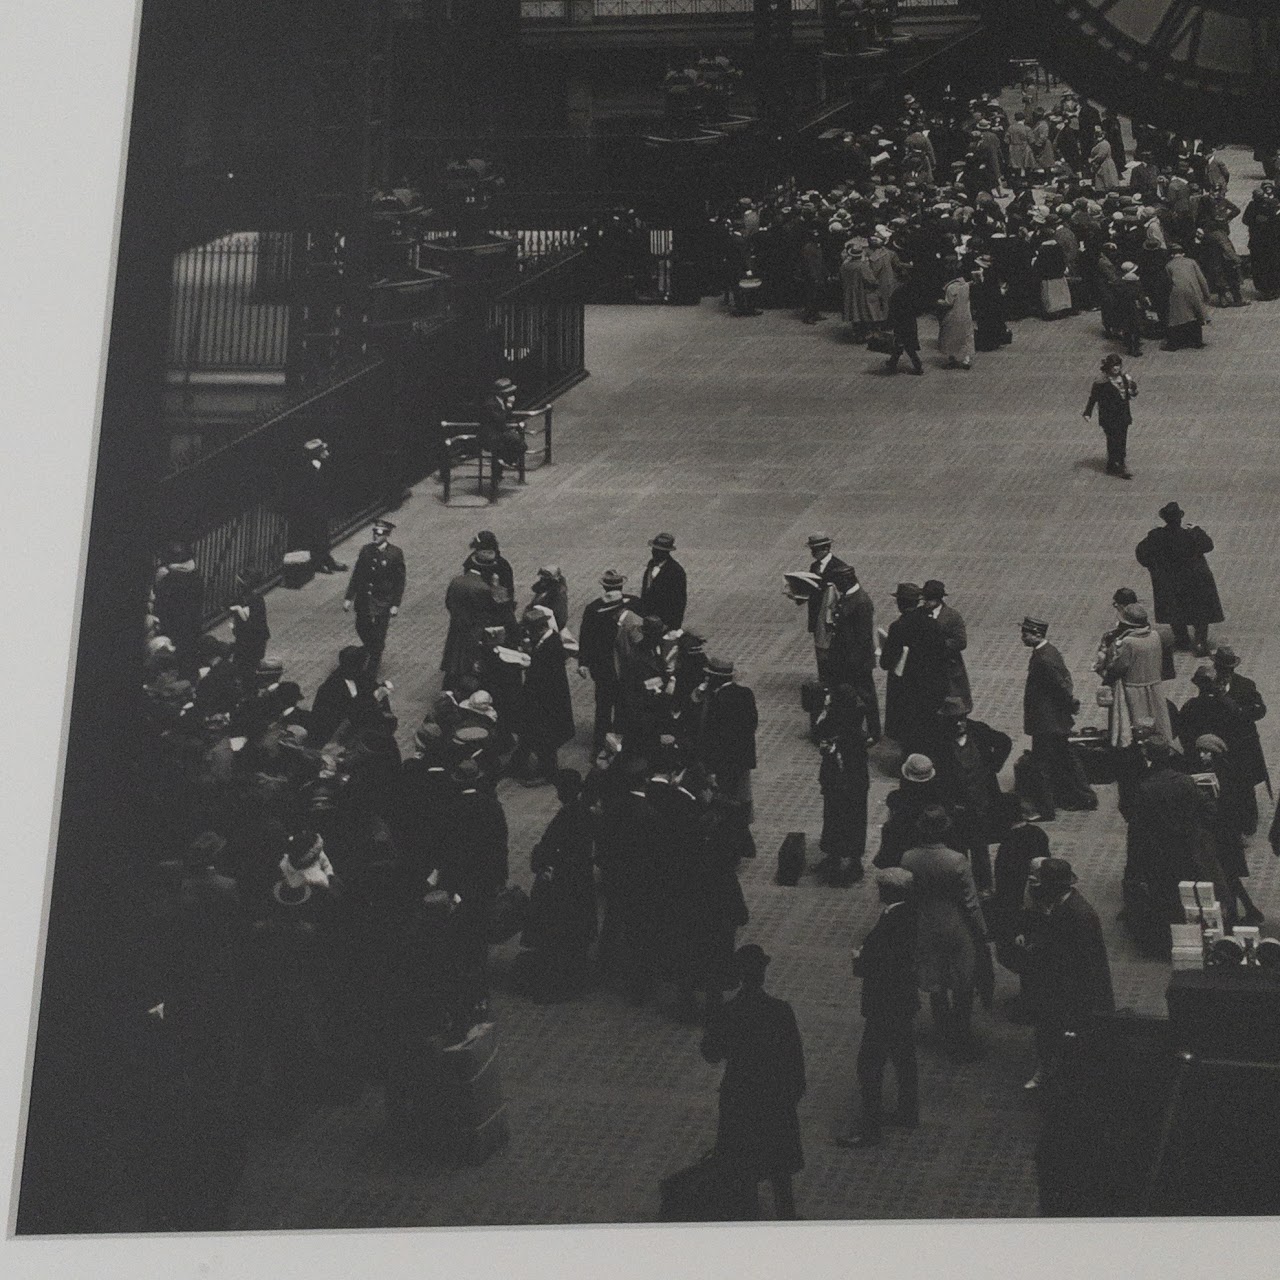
[1034,233,1072,319]
[1101,605,1172,746]
[857,237,900,327]
[1006,113,1035,177]
[936,266,975,369]
[1082,353,1137,478]
[839,235,872,329]
[1163,245,1211,349]
[516,607,576,782]
[1089,138,1121,192]
[1029,112,1055,174]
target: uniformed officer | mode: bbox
[343,519,406,672]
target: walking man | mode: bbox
[343,519,405,674]
[1020,617,1097,820]
[1135,501,1224,656]
[836,868,920,1148]
[701,945,807,1220]
[640,532,688,631]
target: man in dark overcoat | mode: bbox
[288,438,347,574]
[229,566,270,686]
[815,684,873,885]
[827,564,880,742]
[514,606,575,785]
[437,758,509,984]
[692,656,758,817]
[597,758,664,1005]
[308,645,379,747]
[884,273,924,374]
[577,569,639,756]
[640,532,688,631]
[701,945,806,1220]
[920,580,972,715]
[880,582,947,754]
[154,542,204,680]
[836,867,920,1147]
[441,552,501,689]
[931,696,1012,895]
[1020,617,1096,819]
[342,519,405,674]
[1135,501,1224,655]
[1019,858,1114,1090]
[1178,649,1268,834]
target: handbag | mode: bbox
[1095,685,1115,707]
[866,329,896,354]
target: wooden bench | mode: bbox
[439,405,553,503]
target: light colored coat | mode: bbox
[900,841,985,995]
[1103,624,1171,746]
[1006,121,1035,171]
[937,278,975,360]
[1166,255,1211,327]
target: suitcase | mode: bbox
[1070,728,1117,785]
[659,1151,759,1223]
[776,831,806,886]
[281,549,313,589]
[437,1022,510,1165]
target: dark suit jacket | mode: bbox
[806,553,850,633]
[928,603,972,710]
[578,594,640,679]
[344,542,405,613]
[828,586,876,678]
[640,556,688,630]
[697,680,758,777]
[856,902,920,1019]
[308,669,379,747]
[1024,642,1079,737]
[1027,889,1115,1027]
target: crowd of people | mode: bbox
[699,84,1277,383]
[128,77,1280,1226]
[137,472,1274,1219]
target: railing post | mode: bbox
[544,405,553,464]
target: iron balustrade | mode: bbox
[168,232,292,372]
[522,0,818,15]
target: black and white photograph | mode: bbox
[6,0,1280,1272]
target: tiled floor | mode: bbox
[224,153,1280,1227]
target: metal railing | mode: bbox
[522,0,818,16]
[168,232,292,372]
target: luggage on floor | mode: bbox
[281,550,313,589]
[659,1150,760,1223]
[776,831,806,886]
[1070,727,1117,785]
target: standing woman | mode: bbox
[936,262,975,370]
[1082,354,1137,479]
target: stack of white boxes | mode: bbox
[1174,881,1225,970]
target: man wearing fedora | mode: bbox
[343,519,405,675]
[577,569,640,756]
[880,582,948,756]
[799,532,850,682]
[640,532,687,631]
[1020,617,1097,821]
[442,551,503,690]
[836,867,920,1148]
[920,580,972,716]
[477,377,530,473]
[932,694,1013,894]
[701,944,807,1219]
[692,656,758,827]
[1178,648,1269,834]
[1135,501,1224,656]
[1017,858,1114,1090]
[288,438,347,575]
[827,563,880,743]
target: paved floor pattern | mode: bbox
[223,155,1280,1227]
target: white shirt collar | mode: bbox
[816,552,832,571]
[344,679,357,697]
